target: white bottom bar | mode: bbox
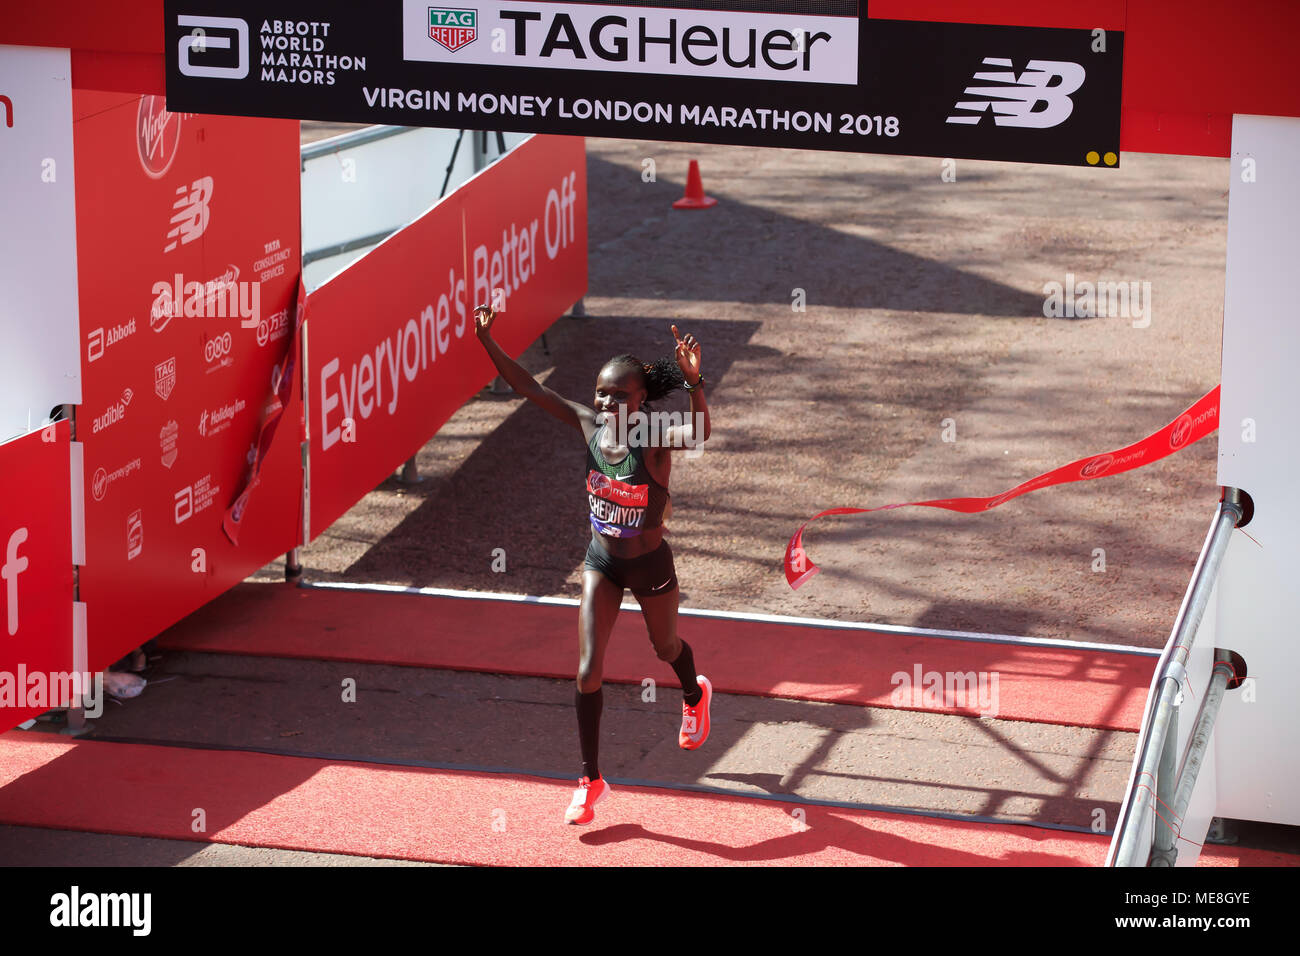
[299,580,1158,657]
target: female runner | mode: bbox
[473,305,713,825]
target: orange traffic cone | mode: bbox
[672,160,718,210]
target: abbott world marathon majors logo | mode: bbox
[177,14,366,86]
[402,1,860,84]
[174,474,220,524]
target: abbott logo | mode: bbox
[947,58,1085,129]
[178,15,250,79]
[3,529,28,636]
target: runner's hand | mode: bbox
[672,324,701,384]
[474,304,497,338]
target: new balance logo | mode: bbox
[946,58,1085,129]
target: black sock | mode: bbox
[575,687,603,781]
[670,641,702,707]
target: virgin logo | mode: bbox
[137,95,182,179]
[1080,454,1114,479]
[1169,414,1194,449]
[92,467,108,501]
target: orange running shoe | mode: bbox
[564,776,610,825]
[679,675,712,750]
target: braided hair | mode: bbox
[603,353,686,410]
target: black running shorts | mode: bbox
[584,536,678,597]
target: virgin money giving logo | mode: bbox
[1169,414,1194,449]
[137,95,183,179]
[429,8,477,51]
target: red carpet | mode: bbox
[158,584,1154,731]
[4,731,1286,866]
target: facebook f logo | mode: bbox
[3,528,29,636]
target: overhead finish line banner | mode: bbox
[163,1,1122,167]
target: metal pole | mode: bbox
[1111,489,1243,866]
[1150,706,1179,865]
[397,456,424,484]
[1162,651,1237,864]
[440,129,467,198]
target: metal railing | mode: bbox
[300,126,513,268]
[1109,487,1245,866]
[299,124,411,166]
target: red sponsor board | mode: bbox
[0,421,74,730]
[306,134,588,537]
[72,90,303,673]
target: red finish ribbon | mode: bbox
[785,386,1221,589]
[222,276,308,546]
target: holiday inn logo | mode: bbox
[429,8,477,51]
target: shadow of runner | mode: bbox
[577,806,1096,865]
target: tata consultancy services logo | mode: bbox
[429,8,476,52]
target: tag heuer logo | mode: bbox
[429,7,476,51]
[155,357,177,400]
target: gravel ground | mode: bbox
[260,126,1226,650]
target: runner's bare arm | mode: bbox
[474,305,595,434]
[663,324,711,450]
